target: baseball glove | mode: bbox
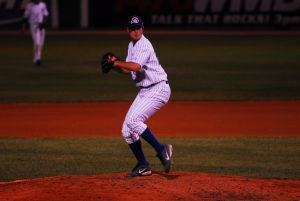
[101,52,119,74]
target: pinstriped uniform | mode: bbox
[122,35,171,144]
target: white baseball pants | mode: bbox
[122,81,171,144]
[30,24,45,63]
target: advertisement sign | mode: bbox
[108,0,300,28]
[1,0,299,29]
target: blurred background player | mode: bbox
[112,16,173,177]
[23,0,49,66]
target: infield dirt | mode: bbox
[0,101,300,200]
[1,101,299,137]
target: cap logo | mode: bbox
[131,17,139,24]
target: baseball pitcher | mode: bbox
[101,16,173,177]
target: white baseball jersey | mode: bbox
[24,2,48,25]
[122,34,171,144]
[126,35,168,87]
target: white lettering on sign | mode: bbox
[223,14,271,24]
[188,14,220,24]
[152,15,183,25]
[194,0,300,13]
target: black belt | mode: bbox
[140,81,169,89]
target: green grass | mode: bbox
[0,34,300,103]
[0,137,299,182]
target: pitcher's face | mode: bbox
[128,26,143,42]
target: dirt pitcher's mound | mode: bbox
[0,172,300,201]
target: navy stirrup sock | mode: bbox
[128,140,148,166]
[141,127,164,153]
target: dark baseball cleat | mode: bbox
[35,60,41,66]
[157,144,173,173]
[126,163,152,178]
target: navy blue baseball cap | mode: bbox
[127,16,144,29]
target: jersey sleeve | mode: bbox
[42,2,49,17]
[130,41,152,68]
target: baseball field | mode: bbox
[0,31,300,200]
